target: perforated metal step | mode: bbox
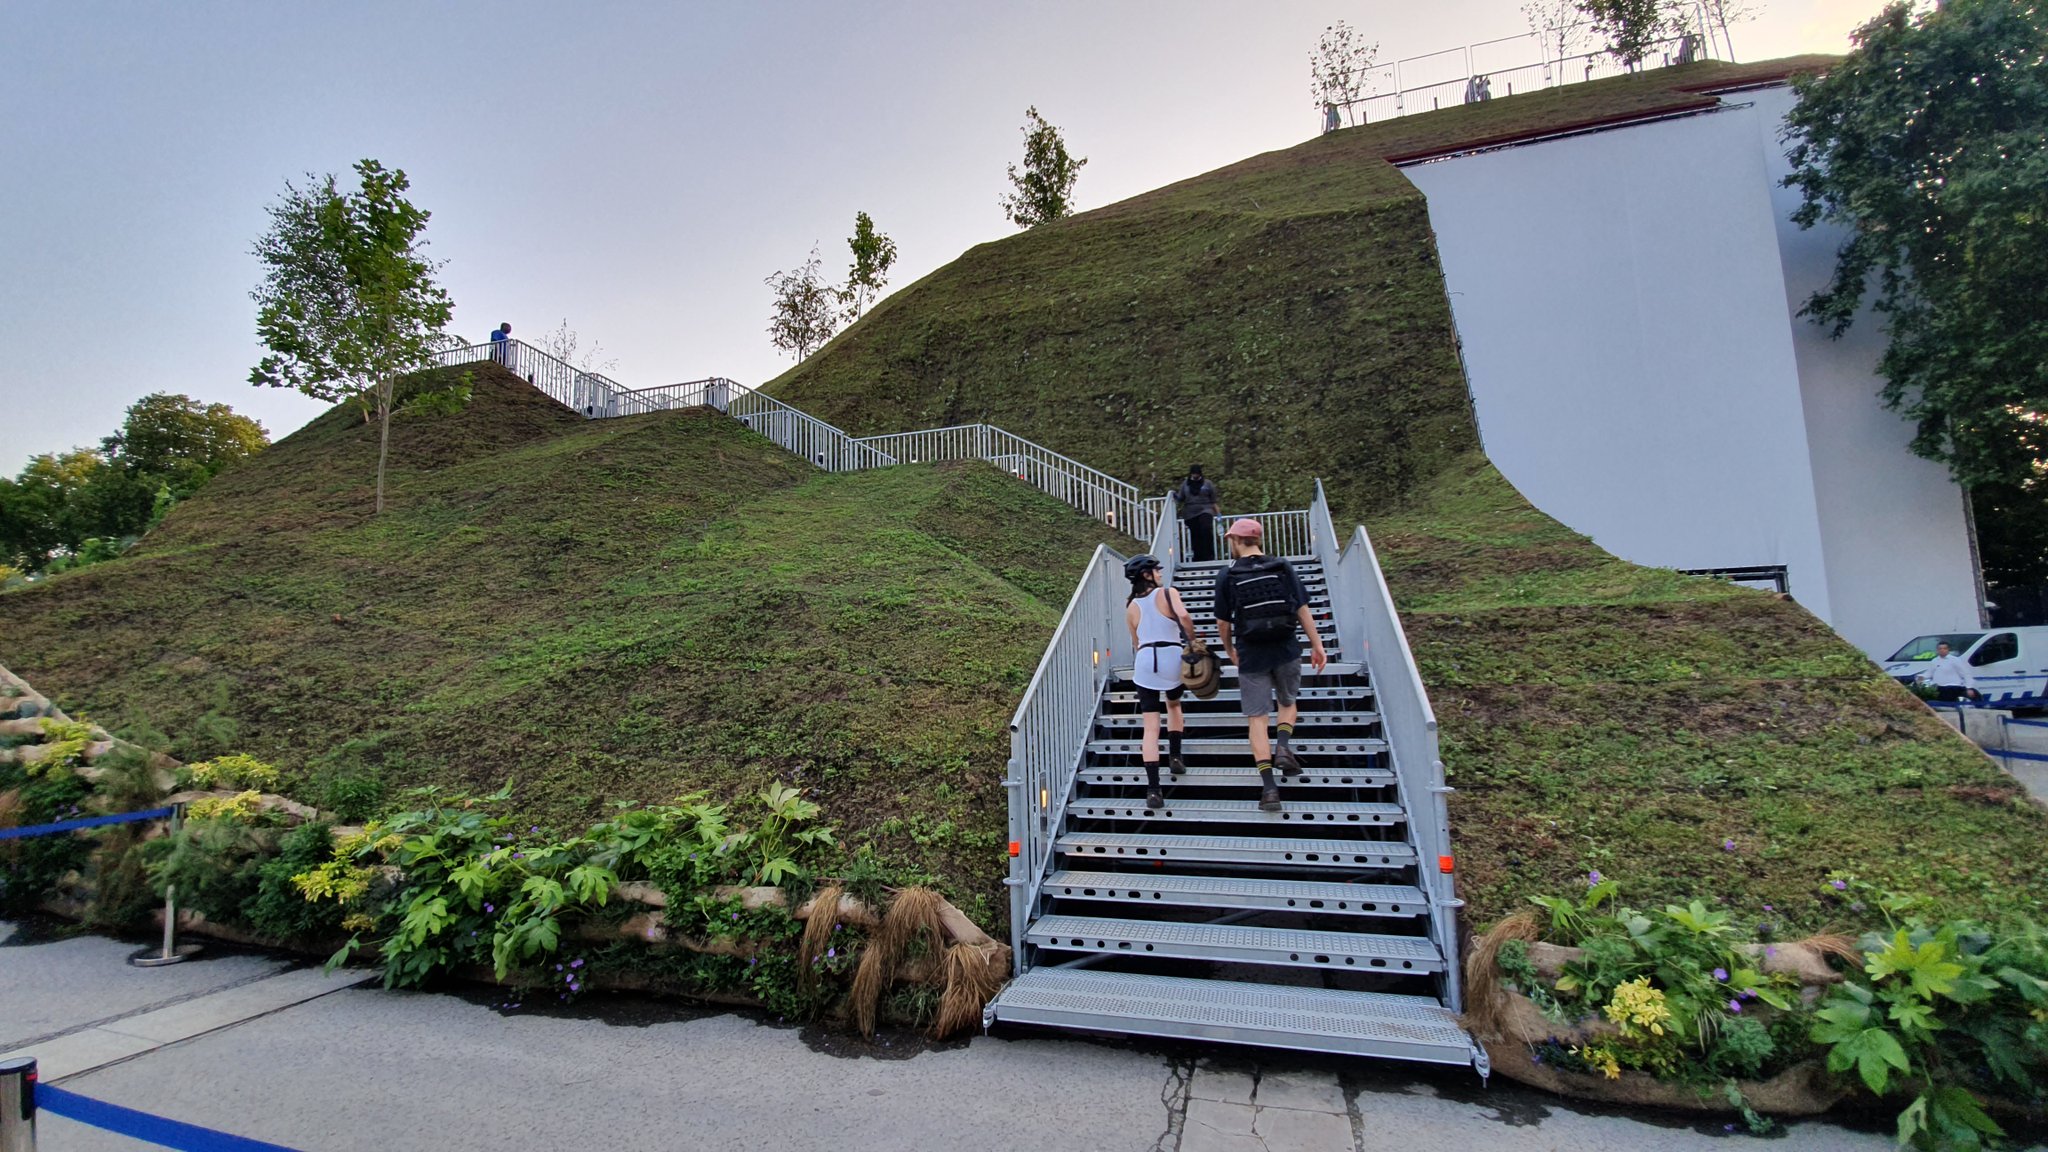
[1027,915,1445,973]
[1044,870,1427,918]
[1094,709,1380,731]
[1076,763,1391,788]
[988,969,1476,1066]
[1066,796,1404,827]
[1110,661,1363,680]
[1086,736,1389,758]
[1056,831,1415,870]
[1104,684,1373,706]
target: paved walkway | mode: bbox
[3,921,1927,1152]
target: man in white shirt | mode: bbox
[1925,641,1980,703]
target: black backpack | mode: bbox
[1229,557,1297,644]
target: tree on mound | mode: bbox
[999,106,1086,229]
[249,159,454,514]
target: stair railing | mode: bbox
[432,339,639,417]
[1148,491,1181,590]
[1003,543,1131,969]
[851,425,1156,539]
[1311,481,1465,1013]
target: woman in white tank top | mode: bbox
[1125,554,1196,811]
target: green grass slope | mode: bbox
[770,57,2048,929]
[0,365,1124,927]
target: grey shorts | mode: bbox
[1237,661,1301,717]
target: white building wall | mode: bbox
[1403,93,1981,658]
[1747,86,1983,655]
[1405,103,1835,623]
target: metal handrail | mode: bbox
[1310,480,1463,1013]
[852,424,1155,539]
[1004,543,1129,966]
[432,339,638,417]
[1336,12,1719,128]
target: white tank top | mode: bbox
[1133,588,1184,691]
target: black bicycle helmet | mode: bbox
[1123,554,1163,581]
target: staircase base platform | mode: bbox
[987,968,1482,1068]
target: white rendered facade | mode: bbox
[1402,84,1982,658]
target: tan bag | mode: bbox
[1181,636,1220,699]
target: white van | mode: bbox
[1882,627,2048,708]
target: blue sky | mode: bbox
[0,1,1876,471]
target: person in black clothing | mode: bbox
[1214,518,1328,811]
[1176,464,1220,562]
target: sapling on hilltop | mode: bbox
[249,159,455,514]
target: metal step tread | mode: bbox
[1077,763,1391,787]
[1096,710,1380,729]
[1067,797,1404,825]
[1087,737,1389,757]
[1044,870,1427,915]
[1027,915,1444,971]
[1111,661,1363,679]
[1105,685,1372,704]
[988,969,1473,1065]
[1057,831,1416,868]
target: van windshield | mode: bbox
[1887,633,1984,662]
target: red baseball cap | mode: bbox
[1223,517,1263,540]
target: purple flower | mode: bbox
[1723,839,1737,852]
[512,852,524,860]
[570,958,583,969]
[1762,904,1774,912]
[1712,967,1728,982]
[731,912,739,921]
[484,903,495,913]
[1765,945,1778,958]
[1740,989,1756,1001]
[555,964,563,972]
[1586,870,1603,885]
[1831,879,1848,891]
[530,825,539,833]
[827,948,836,959]
[1727,1000,1742,1013]
[569,982,580,992]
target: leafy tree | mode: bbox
[1578,0,1672,69]
[765,245,841,361]
[1782,0,2048,492]
[1000,106,1087,229]
[1309,21,1378,128]
[102,393,268,493]
[249,159,455,514]
[841,211,897,322]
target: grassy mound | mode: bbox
[768,57,2047,929]
[0,365,1123,928]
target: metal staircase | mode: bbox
[988,485,1482,1071]
[441,337,1476,1067]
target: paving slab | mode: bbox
[0,921,287,1049]
[1189,1065,1257,1107]
[1254,1104,1354,1148]
[1253,1069,1346,1115]
[1181,1098,1266,1152]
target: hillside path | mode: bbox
[2,921,1905,1152]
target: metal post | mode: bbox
[130,805,199,967]
[0,1058,34,1152]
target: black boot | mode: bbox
[1146,787,1164,811]
[1259,784,1282,812]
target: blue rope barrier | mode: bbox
[1997,747,2048,764]
[0,806,174,841]
[37,1084,303,1151]
[2001,716,2048,730]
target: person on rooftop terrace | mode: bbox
[1214,517,1327,812]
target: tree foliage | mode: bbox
[841,210,898,323]
[999,106,1087,229]
[538,318,617,375]
[249,159,454,514]
[1309,21,1378,127]
[1782,0,2048,492]
[1525,0,1592,71]
[765,245,841,361]
[1577,0,1674,68]
[0,395,268,571]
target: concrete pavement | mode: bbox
[4,920,1932,1152]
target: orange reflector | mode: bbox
[1438,855,1455,873]
[1008,841,1021,857]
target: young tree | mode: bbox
[249,159,454,514]
[764,245,841,361]
[1782,0,2048,491]
[1000,107,1087,229]
[1695,0,1762,58]
[1578,0,1673,69]
[1309,20,1378,127]
[841,211,898,322]
[538,318,619,374]
[1524,0,1591,74]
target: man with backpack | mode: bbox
[1214,518,1327,811]
[1176,465,1220,562]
